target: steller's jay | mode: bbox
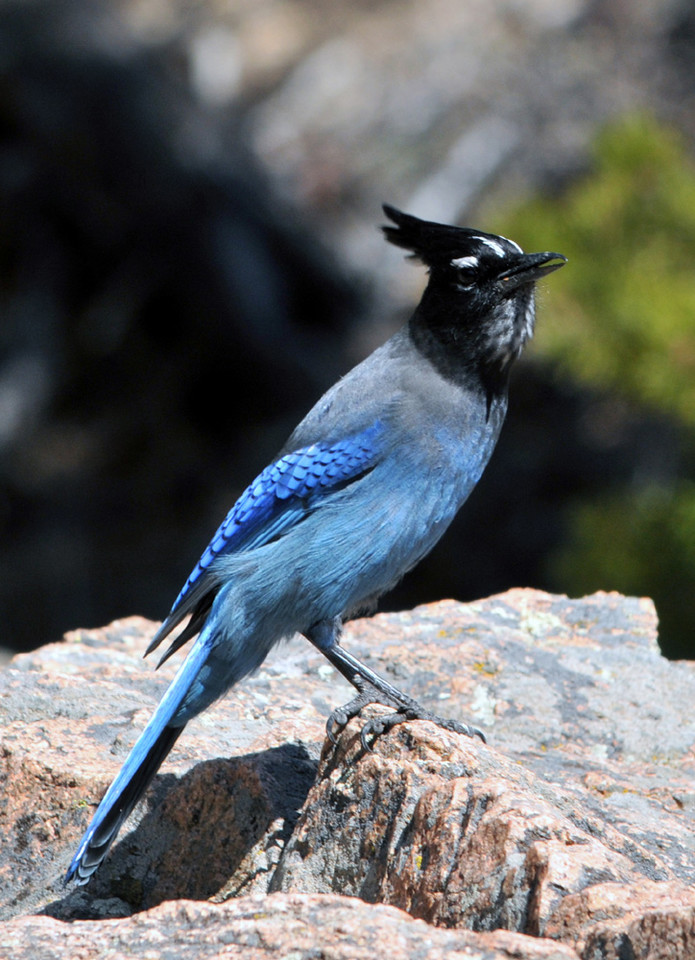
[66,205,565,885]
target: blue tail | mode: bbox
[65,638,210,885]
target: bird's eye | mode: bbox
[455,267,476,290]
[450,255,479,291]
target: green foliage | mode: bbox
[500,114,695,425]
[553,485,695,658]
[490,114,695,658]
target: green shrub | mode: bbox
[499,114,695,423]
[491,114,695,657]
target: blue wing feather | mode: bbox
[68,414,381,878]
[146,422,384,657]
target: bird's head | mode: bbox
[382,204,566,374]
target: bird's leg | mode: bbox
[304,619,485,749]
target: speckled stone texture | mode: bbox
[1,590,694,960]
[4,895,579,960]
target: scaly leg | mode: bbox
[304,618,485,749]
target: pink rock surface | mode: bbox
[1,590,694,960]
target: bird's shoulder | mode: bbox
[287,324,496,459]
[280,331,408,450]
[283,325,487,449]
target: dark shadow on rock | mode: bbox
[44,742,319,920]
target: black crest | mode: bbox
[381,204,510,267]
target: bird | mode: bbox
[65,204,566,885]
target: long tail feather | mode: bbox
[65,637,210,884]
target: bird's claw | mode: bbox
[327,684,486,751]
[326,707,350,744]
[358,708,486,751]
[358,712,392,751]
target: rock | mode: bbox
[1,590,694,960]
[546,880,695,959]
[0,616,331,919]
[3,894,579,960]
[271,725,695,947]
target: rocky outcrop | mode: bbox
[5,895,579,960]
[1,590,694,959]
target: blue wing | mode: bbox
[146,422,384,662]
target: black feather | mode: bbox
[382,204,480,266]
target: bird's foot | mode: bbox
[326,680,485,750]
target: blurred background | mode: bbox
[1,0,694,659]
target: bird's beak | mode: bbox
[498,252,567,292]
